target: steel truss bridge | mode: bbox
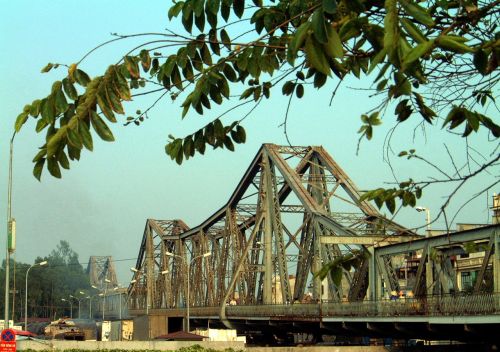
[126,144,500,343]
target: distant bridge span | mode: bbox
[127,144,500,342]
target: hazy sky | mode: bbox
[1,1,498,284]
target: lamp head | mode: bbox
[130,267,139,273]
[165,251,174,257]
[39,261,48,266]
[415,206,427,212]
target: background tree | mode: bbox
[14,1,499,220]
[0,241,91,322]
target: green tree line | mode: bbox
[0,241,91,323]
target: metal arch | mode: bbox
[129,144,419,318]
[87,256,118,289]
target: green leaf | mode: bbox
[41,63,54,73]
[124,56,140,79]
[322,0,337,14]
[168,2,183,19]
[400,18,426,44]
[233,0,244,18]
[29,99,42,117]
[14,112,29,132]
[305,35,331,76]
[90,111,115,142]
[324,25,343,59]
[330,266,343,287]
[97,93,117,123]
[223,63,237,82]
[79,122,93,151]
[402,39,434,69]
[220,29,231,50]
[201,44,212,65]
[58,151,70,170]
[66,126,83,149]
[33,159,45,181]
[282,81,295,96]
[139,49,152,72]
[207,0,220,14]
[223,135,235,151]
[384,0,399,64]
[47,157,62,178]
[385,196,396,214]
[214,119,224,138]
[311,10,327,44]
[234,125,246,143]
[296,84,304,98]
[74,69,90,87]
[54,87,69,114]
[313,72,327,88]
[436,36,474,54]
[41,96,56,124]
[287,22,310,64]
[473,49,488,75]
[399,0,435,27]
[62,78,78,100]
[183,136,195,159]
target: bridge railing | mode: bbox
[220,293,500,319]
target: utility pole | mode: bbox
[5,133,16,328]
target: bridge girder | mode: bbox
[128,144,418,316]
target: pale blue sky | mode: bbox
[1,1,498,283]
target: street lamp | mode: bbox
[5,132,16,328]
[24,261,48,329]
[96,279,111,320]
[416,206,431,236]
[61,298,73,318]
[165,251,211,332]
[85,295,94,319]
[69,291,86,319]
[130,267,169,314]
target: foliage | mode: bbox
[0,241,91,322]
[14,1,499,214]
[315,249,366,286]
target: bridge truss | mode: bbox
[87,255,119,289]
[128,144,417,315]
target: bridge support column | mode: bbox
[368,247,378,300]
[262,153,273,304]
[494,230,500,293]
[426,243,434,296]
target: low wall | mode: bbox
[17,340,246,351]
[247,348,388,352]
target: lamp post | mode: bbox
[24,261,48,329]
[86,296,93,319]
[93,278,111,320]
[165,251,211,332]
[61,298,73,318]
[130,267,169,314]
[70,291,85,319]
[416,206,431,236]
[5,132,16,328]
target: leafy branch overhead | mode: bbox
[15,0,500,211]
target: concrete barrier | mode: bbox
[246,348,388,352]
[17,340,246,351]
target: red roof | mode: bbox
[14,330,36,337]
[155,331,205,341]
